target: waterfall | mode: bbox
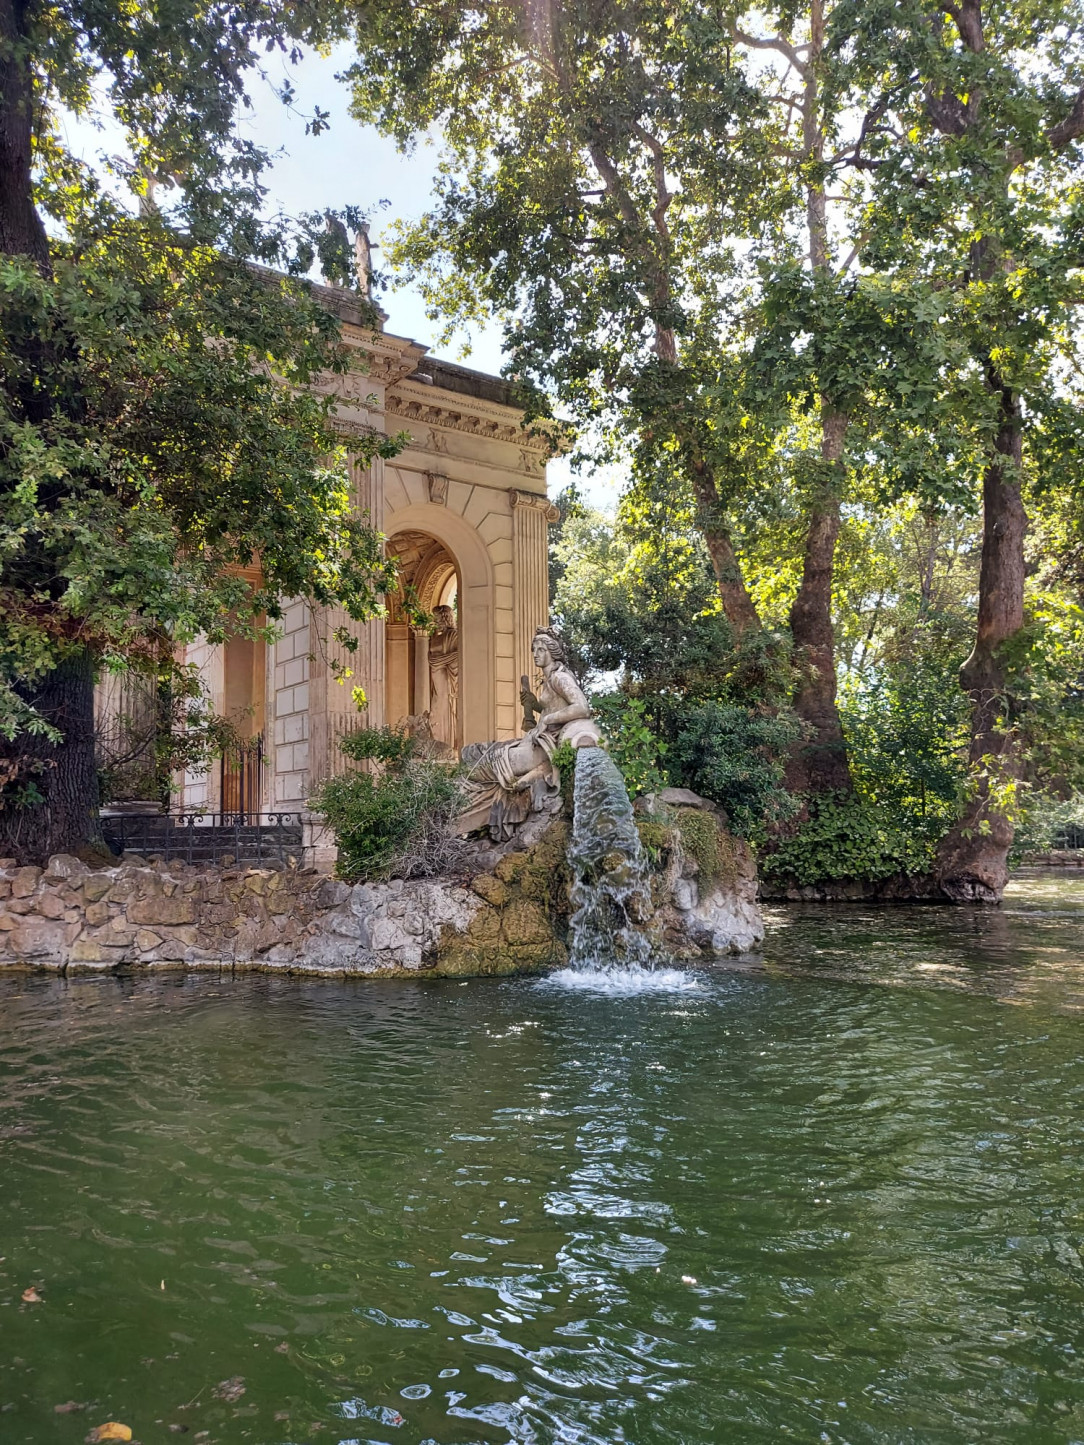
[567,748,655,972]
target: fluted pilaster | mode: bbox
[511,490,559,707]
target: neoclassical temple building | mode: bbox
[98,286,557,824]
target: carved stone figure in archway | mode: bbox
[428,603,459,748]
[457,627,600,841]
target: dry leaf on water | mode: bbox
[85,1425,133,1444]
[21,1287,41,1303]
[212,1376,245,1403]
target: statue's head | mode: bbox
[531,627,567,667]
[433,604,456,631]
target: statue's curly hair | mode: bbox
[532,626,568,663]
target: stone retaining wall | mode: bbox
[0,821,763,978]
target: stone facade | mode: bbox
[95,288,557,841]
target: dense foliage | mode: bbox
[0,0,402,861]
[341,0,1084,894]
[551,492,800,833]
[311,727,465,882]
[552,480,1083,885]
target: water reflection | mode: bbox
[757,866,1084,1009]
[0,873,1082,1443]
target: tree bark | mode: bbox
[687,452,762,638]
[785,407,853,794]
[0,651,103,864]
[0,1,105,864]
[936,384,1025,901]
[0,0,50,271]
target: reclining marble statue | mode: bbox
[456,628,600,840]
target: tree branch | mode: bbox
[731,26,807,75]
[631,121,673,245]
[1048,85,1084,150]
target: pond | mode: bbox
[2,870,1083,1445]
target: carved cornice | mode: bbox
[330,416,380,442]
[510,489,560,522]
[339,327,428,389]
[385,385,551,453]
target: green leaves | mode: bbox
[0,222,397,740]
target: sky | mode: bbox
[60,42,622,508]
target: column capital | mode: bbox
[510,488,560,523]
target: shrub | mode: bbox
[310,726,464,882]
[337,725,417,769]
[1011,791,1084,860]
[758,792,936,886]
[551,739,577,814]
[591,694,669,798]
[839,667,967,841]
[672,808,735,888]
[667,702,800,836]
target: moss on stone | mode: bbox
[674,808,736,888]
[433,819,572,976]
[494,852,528,884]
[635,820,671,865]
[471,874,511,906]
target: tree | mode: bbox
[550,488,799,833]
[340,4,778,651]
[0,0,400,863]
[340,0,976,797]
[832,0,1084,897]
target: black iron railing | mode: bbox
[220,735,265,824]
[101,810,303,868]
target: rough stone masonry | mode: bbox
[0,823,763,979]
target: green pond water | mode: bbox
[2,870,1084,1445]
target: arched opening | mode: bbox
[384,504,495,746]
[385,530,461,748]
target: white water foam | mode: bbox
[543,965,702,995]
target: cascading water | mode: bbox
[566,747,656,972]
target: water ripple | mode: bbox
[0,875,1082,1443]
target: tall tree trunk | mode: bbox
[782,0,852,795]
[687,454,762,638]
[0,651,102,864]
[0,0,50,270]
[785,407,852,794]
[0,0,103,864]
[936,385,1025,901]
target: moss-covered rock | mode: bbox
[431,819,571,976]
[471,874,511,907]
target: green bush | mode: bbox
[758,792,937,886]
[551,739,577,814]
[337,725,417,769]
[839,667,966,841]
[667,702,800,836]
[672,808,735,888]
[1011,791,1084,860]
[310,727,464,882]
[591,694,669,799]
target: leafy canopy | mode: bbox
[1,0,403,744]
